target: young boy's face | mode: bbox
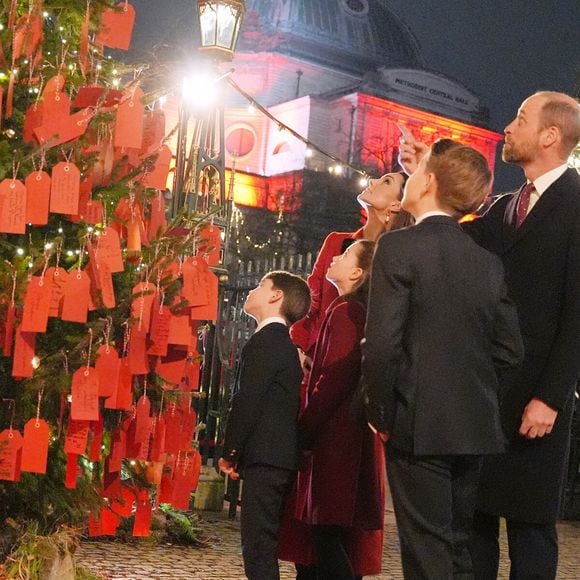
[243,277,280,320]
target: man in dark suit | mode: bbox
[363,139,524,579]
[219,271,311,580]
[399,91,580,579]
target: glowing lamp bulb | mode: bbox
[31,356,40,369]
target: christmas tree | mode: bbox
[0,0,219,560]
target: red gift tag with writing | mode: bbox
[25,171,51,226]
[12,327,36,378]
[96,259,116,308]
[115,87,144,149]
[147,304,172,357]
[105,357,133,410]
[50,162,80,215]
[131,282,156,333]
[198,225,222,267]
[95,345,121,398]
[168,308,194,346]
[134,395,151,444]
[84,200,104,225]
[21,275,51,333]
[0,429,23,481]
[65,453,79,489]
[0,179,27,234]
[142,145,172,190]
[182,257,209,307]
[182,357,201,392]
[3,304,16,356]
[35,108,94,147]
[61,270,90,323]
[41,91,71,126]
[164,407,183,455]
[47,267,68,318]
[20,418,50,474]
[107,431,126,473]
[97,226,124,273]
[96,2,136,50]
[71,367,100,421]
[190,267,219,322]
[64,419,90,455]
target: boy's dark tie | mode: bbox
[515,182,535,228]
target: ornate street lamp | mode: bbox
[171,0,245,221]
[197,0,246,60]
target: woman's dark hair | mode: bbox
[390,171,415,230]
[346,240,376,306]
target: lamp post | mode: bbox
[170,0,245,225]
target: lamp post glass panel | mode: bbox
[198,0,245,57]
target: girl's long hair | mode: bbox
[347,240,376,307]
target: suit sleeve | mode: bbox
[362,234,412,433]
[290,233,340,353]
[535,212,580,410]
[298,302,365,447]
[221,337,283,465]
[491,274,524,374]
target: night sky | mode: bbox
[129,0,580,191]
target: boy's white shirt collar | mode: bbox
[256,316,287,333]
[415,210,454,225]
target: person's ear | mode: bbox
[422,172,437,197]
[349,266,363,283]
[541,125,559,150]
[269,288,283,304]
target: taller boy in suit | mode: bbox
[363,139,524,579]
[219,271,311,580]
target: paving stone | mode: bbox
[77,509,580,579]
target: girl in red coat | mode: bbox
[280,240,385,580]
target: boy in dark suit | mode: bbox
[363,139,524,579]
[219,271,311,580]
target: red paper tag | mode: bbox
[115,87,144,149]
[88,417,104,462]
[190,267,219,322]
[107,431,126,473]
[3,304,16,356]
[95,345,121,398]
[198,225,222,267]
[41,91,71,126]
[134,395,151,443]
[69,174,92,223]
[35,108,94,147]
[96,259,116,309]
[149,416,166,462]
[64,420,90,455]
[105,357,133,410]
[147,191,168,241]
[96,2,136,50]
[61,270,90,323]
[71,367,100,421]
[128,325,149,375]
[110,483,134,515]
[131,282,156,333]
[182,357,201,392]
[182,258,210,307]
[25,171,51,225]
[168,308,194,346]
[12,327,36,378]
[96,226,124,273]
[47,267,69,318]
[179,409,197,452]
[20,419,50,474]
[133,498,152,537]
[164,407,183,456]
[0,179,27,234]
[83,200,104,225]
[65,453,79,489]
[147,304,172,357]
[0,429,23,481]
[23,102,44,144]
[21,275,51,333]
[142,145,172,190]
[50,162,80,215]
[156,351,187,386]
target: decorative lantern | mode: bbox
[196,0,246,60]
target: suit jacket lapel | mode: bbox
[501,178,564,254]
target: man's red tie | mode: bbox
[515,182,534,228]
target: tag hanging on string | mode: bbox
[71,367,100,421]
[50,162,81,215]
[0,179,27,234]
[21,275,51,333]
[61,270,91,323]
[21,418,50,474]
[25,171,51,225]
[96,2,136,50]
[0,429,23,481]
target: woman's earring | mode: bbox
[386,210,391,224]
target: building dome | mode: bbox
[239,0,424,74]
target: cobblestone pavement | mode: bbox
[78,508,580,580]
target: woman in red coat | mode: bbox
[290,171,412,363]
[280,240,385,580]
